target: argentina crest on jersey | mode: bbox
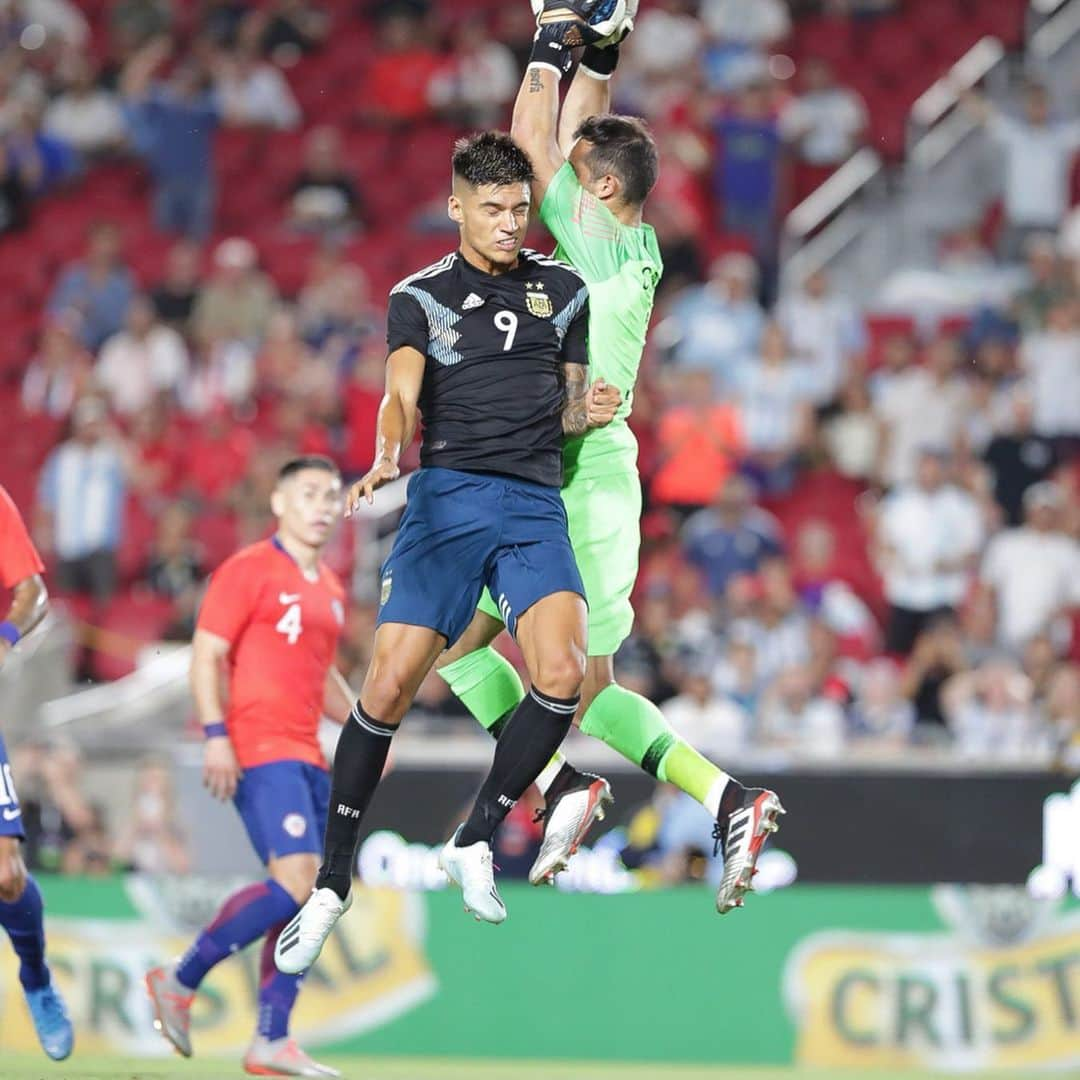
[526,288,552,319]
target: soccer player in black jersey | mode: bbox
[276,133,621,969]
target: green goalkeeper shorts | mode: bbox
[478,469,642,657]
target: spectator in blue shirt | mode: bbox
[47,221,135,351]
[681,474,784,597]
[121,38,221,240]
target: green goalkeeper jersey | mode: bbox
[539,161,663,483]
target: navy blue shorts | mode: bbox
[0,732,24,840]
[377,467,585,646]
[234,760,330,865]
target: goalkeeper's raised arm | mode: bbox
[512,0,635,203]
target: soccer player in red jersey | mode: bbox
[0,484,74,1060]
[146,456,353,1078]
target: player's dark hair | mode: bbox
[573,114,659,207]
[277,455,340,483]
[452,131,535,189]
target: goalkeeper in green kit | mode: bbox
[436,0,784,915]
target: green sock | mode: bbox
[579,684,730,816]
[437,646,525,737]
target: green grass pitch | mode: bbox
[0,1055,1057,1080]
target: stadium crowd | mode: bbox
[2,0,1079,788]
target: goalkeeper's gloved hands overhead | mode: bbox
[529,0,629,46]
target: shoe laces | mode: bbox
[35,988,67,1026]
[711,821,725,859]
[304,894,342,937]
[532,807,547,824]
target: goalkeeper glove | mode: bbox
[529,0,627,45]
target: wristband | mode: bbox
[581,43,619,79]
[204,722,228,739]
[0,621,21,646]
[529,23,574,77]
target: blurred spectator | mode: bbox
[660,253,764,379]
[289,126,362,234]
[625,0,703,79]
[300,254,377,355]
[95,294,189,415]
[198,0,250,49]
[109,0,173,53]
[732,321,815,491]
[47,221,135,350]
[5,98,80,196]
[661,661,751,759]
[651,368,744,512]
[875,335,968,487]
[943,660,1047,759]
[181,339,257,415]
[127,399,181,500]
[848,659,914,747]
[1047,663,1080,767]
[43,58,126,157]
[214,39,301,130]
[875,448,983,655]
[730,558,815,686]
[980,482,1080,651]
[18,0,88,48]
[758,663,846,756]
[9,742,96,872]
[1012,233,1072,333]
[781,58,867,174]
[258,305,329,395]
[180,404,253,504]
[256,0,329,60]
[700,0,790,46]
[113,759,190,875]
[61,803,113,876]
[342,342,384,475]
[1019,297,1080,441]
[358,7,440,125]
[428,16,517,128]
[982,388,1058,526]
[966,84,1080,259]
[823,378,881,481]
[151,239,204,332]
[192,237,277,348]
[0,142,31,234]
[122,38,221,240]
[680,474,782,597]
[36,397,126,601]
[712,79,783,273]
[776,268,865,405]
[21,312,93,418]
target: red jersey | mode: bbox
[197,538,346,770]
[0,485,45,590]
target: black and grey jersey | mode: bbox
[386,248,589,488]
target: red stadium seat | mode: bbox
[89,593,177,681]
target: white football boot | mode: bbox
[439,826,507,924]
[274,888,351,975]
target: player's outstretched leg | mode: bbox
[577,679,784,913]
[441,592,586,923]
[244,922,340,1078]
[437,625,612,886]
[148,878,301,1057]
[278,625,443,974]
[0,847,73,1061]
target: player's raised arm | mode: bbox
[346,345,425,514]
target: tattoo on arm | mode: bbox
[528,68,543,94]
[561,363,589,436]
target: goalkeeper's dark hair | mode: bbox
[277,455,340,483]
[574,114,659,207]
[452,132,535,188]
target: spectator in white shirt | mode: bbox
[876,335,969,487]
[428,17,517,128]
[875,447,984,654]
[781,58,867,168]
[966,84,1080,260]
[943,659,1050,761]
[700,0,791,46]
[215,42,300,131]
[1020,298,1080,440]
[776,268,865,405]
[662,665,751,760]
[759,664,846,757]
[43,58,126,157]
[980,482,1080,651]
[95,294,189,416]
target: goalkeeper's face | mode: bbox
[449,181,531,270]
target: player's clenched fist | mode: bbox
[345,456,400,515]
[586,378,622,428]
[203,736,242,801]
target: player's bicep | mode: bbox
[196,562,254,644]
[192,627,231,664]
[560,291,590,369]
[386,291,429,357]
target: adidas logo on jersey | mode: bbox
[462,293,484,311]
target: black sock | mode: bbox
[457,687,579,847]
[316,705,395,900]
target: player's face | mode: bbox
[272,469,343,550]
[450,182,530,269]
